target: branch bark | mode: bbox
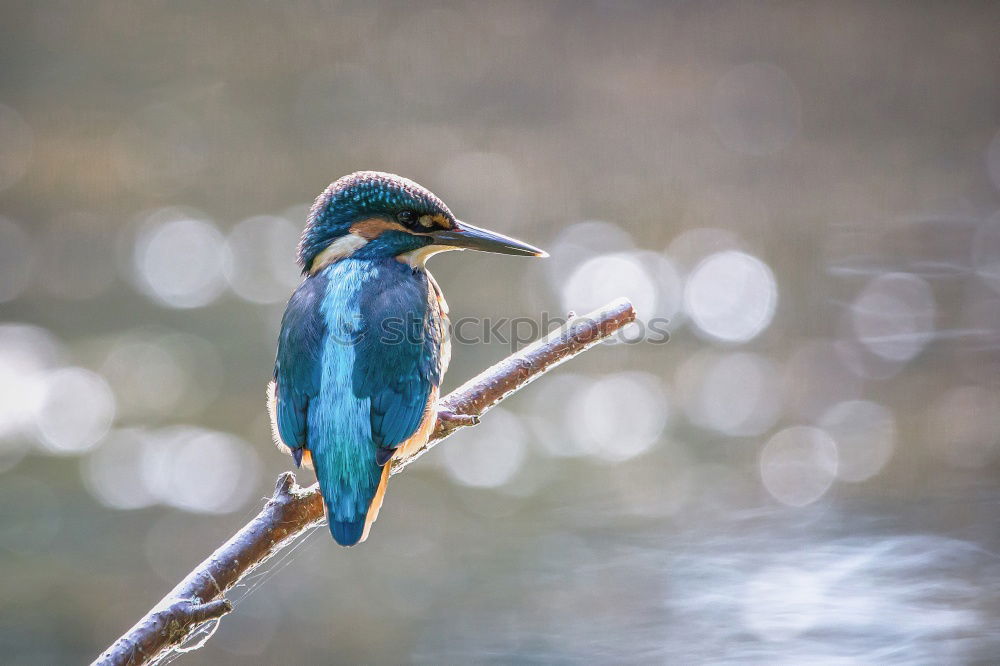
[93,298,636,666]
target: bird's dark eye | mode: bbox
[397,210,416,226]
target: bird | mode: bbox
[268,171,546,546]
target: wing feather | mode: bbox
[353,262,443,459]
[270,274,328,458]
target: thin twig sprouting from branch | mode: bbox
[92,298,637,666]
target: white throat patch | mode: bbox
[397,244,461,268]
[309,233,369,274]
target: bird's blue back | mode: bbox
[273,255,444,545]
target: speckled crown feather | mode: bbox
[297,171,454,268]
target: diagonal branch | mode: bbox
[92,298,636,666]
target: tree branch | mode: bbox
[92,298,636,666]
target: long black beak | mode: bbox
[430,220,547,257]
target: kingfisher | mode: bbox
[268,171,546,546]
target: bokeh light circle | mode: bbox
[666,227,742,273]
[132,212,230,308]
[562,251,680,326]
[850,272,935,362]
[34,367,116,455]
[567,372,669,461]
[0,324,63,442]
[760,426,838,507]
[526,373,593,458]
[82,429,157,510]
[677,351,781,436]
[101,337,187,420]
[442,408,527,488]
[818,400,896,482]
[546,220,635,285]
[685,250,778,343]
[224,215,302,303]
[139,426,261,513]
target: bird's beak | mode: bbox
[429,220,548,257]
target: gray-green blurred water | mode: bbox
[1,1,999,663]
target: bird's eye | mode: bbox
[397,210,416,226]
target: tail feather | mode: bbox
[320,486,374,547]
[312,442,384,547]
[328,516,366,546]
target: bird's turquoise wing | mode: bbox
[353,261,444,465]
[272,274,327,462]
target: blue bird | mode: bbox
[268,171,546,546]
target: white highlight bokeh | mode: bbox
[562,253,648,317]
[132,210,230,308]
[818,400,896,482]
[101,336,187,420]
[567,372,669,461]
[851,272,935,363]
[548,221,634,273]
[84,426,260,513]
[0,324,62,445]
[140,426,261,513]
[685,250,778,343]
[562,251,681,326]
[442,407,527,488]
[224,215,302,303]
[526,373,593,458]
[760,426,839,507]
[82,429,157,510]
[665,226,742,272]
[34,367,116,455]
[677,351,781,436]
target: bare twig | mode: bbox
[399,297,638,471]
[92,298,636,666]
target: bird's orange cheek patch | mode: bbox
[418,213,453,230]
[349,218,408,240]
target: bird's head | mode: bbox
[298,171,546,274]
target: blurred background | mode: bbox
[1,1,999,663]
